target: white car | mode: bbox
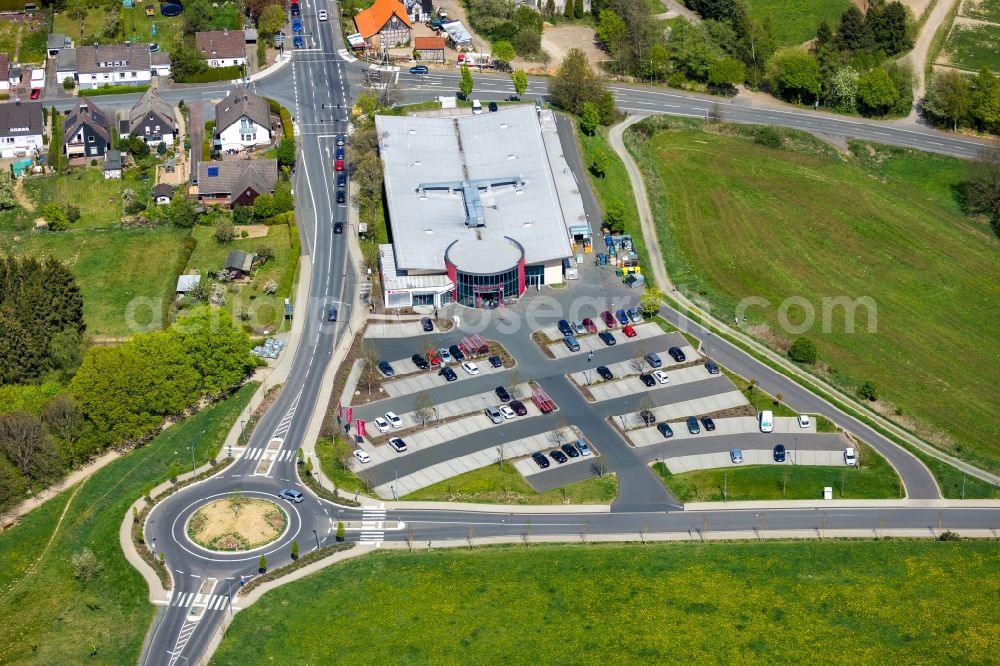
[844,447,858,466]
[798,414,811,428]
[385,411,402,428]
[499,405,516,419]
[653,370,669,384]
[373,416,391,433]
[461,361,480,375]
[353,449,371,463]
[317,9,328,20]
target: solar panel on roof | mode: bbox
[207,166,219,177]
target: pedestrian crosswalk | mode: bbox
[169,591,230,611]
[360,506,386,547]
[241,447,297,462]
[337,49,358,63]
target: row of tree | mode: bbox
[469,0,546,61]
[924,68,1000,134]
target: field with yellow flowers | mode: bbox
[213,541,998,664]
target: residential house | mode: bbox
[154,183,175,204]
[354,0,412,50]
[55,48,78,86]
[0,100,43,159]
[413,36,445,63]
[224,250,253,278]
[63,99,112,158]
[73,43,171,89]
[124,87,176,146]
[195,30,247,68]
[197,159,278,207]
[214,87,272,152]
[103,149,123,179]
[47,33,71,58]
[0,53,8,92]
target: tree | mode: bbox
[492,40,515,68]
[358,341,382,396]
[564,0,573,18]
[459,64,474,98]
[0,411,60,485]
[413,391,435,426]
[866,1,910,56]
[71,547,103,581]
[258,3,286,43]
[857,67,898,115]
[65,204,81,224]
[43,393,84,464]
[336,521,346,541]
[549,49,608,115]
[767,48,820,103]
[214,218,235,244]
[924,69,972,130]
[604,198,628,233]
[971,68,1000,133]
[512,27,541,56]
[290,540,299,559]
[858,380,878,401]
[511,69,528,98]
[506,370,524,399]
[258,554,267,572]
[546,0,556,16]
[708,57,746,88]
[829,66,860,112]
[590,147,609,178]
[63,76,76,90]
[596,9,626,60]
[170,42,207,81]
[836,4,870,53]
[788,336,818,364]
[41,202,69,231]
[964,141,1000,227]
[168,190,196,228]
[275,137,296,169]
[0,171,16,210]
[574,0,584,18]
[640,287,663,317]
[579,102,600,135]
[255,245,275,264]
[252,193,276,219]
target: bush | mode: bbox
[858,380,878,401]
[63,76,75,90]
[788,336,818,364]
[753,126,783,148]
[72,547,103,581]
[215,218,235,244]
[174,65,243,84]
[79,84,149,97]
[258,554,267,572]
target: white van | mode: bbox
[472,99,483,114]
[759,410,773,433]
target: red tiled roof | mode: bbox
[413,36,444,51]
[354,0,412,40]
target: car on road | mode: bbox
[561,443,580,458]
[373,416,391,433]
[385,411,402,428]
[773,444,786,462]
[730,448,743,464]
[495,386,511,402]
[627,308,641,323]
[845,447,858,466]
[326,305,337,321]
[510,400,527,416]
[577,440,592,456]
[667,347,686,363]
[353,449,371,463]
[335,145,345,160]
[290,1,300,14]
[336,134,345,146]
[700,416,716,431]
[337,173,347,187]
[499,405,516,419]
[484,406,503,424]
[388,437,407,452]
[639,409,655,425]
[278,488,304,503]
[532,452,550,469]
[293,34,303,48]
[687,416,700,434]
[335,158,344,171]
[596,365,613,380]
[438,347,453,363]
[409,65,429,75]
[488,355,502,368]
[646,352,662,368]
[653,370,669,384]
[614,309,628,325]
[449,344,465,361]
[461,361,479,375]
[488,101,498,112]
[557,319,573,336]
[600,310,616,328]
[598,331,616,346]
[421,317,434,331]
[657,422,674,438]
[550,450,568,464]
[582,317,597,333]
[377,360,395,376]
[333,221,344,234]
[318,8,328,19]
[798,414,811,428]
[412,353,429,369]
[705,361,720,375]
[439,366,457,381]
[622,324,637,338]
[336,190,345,204]
[292,18,302,32]
[639,373,655,387]
[572,320,586,335]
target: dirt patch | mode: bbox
[238,224,270,239]
[13,178,34,212]
[187,497,287,551]
[900,0,934,19]
[540,24,606,73]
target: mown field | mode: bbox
[629,124,1000,473]
[943,22,1000,72]
[0,382,256,665]
[745,0,853,47]
[963,0,1000,22]
[212,541,1000,664]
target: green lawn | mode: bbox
[316,436,372,496]
[0,382,257,665]
[943,23,1000,72]
[630,126,1000,474]
[53,2,239,49]
[963,0,1000,22]
[213,541,1000,664]
[402,462,619,505]
[22,170,134,230]
[1,227,190,337]
[653,441,903,501]
[0,20,18,61]
[744,0,853,47]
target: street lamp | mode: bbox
[312,529,320,550]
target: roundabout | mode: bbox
[186,497,287,552]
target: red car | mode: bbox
[600,310,616,328]
[30,88,41,100]
[581,317,597,334]
[335,159,344,171]
[428,351,441,366]
[622,324,637,338]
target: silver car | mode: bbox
[484,406,503,424]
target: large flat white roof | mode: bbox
[376,106,576,273]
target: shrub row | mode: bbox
[175,65,243,84]
[79,84,150,97]
[265,97,294,140]
[239,542,355,595]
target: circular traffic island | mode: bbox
[187,497,288,552]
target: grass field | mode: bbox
[1,227,189,337]
[653,441,903,501]
[213,541,1000,664]
[963,0,1000,22]
[745,0,852,47]
[22,170,144,230]
[316,436,371,496]
[0,382,256,665]
[401,462,619,504]
[52,2,240,49]
[943,23,1000,72]
[630,125,1000,474]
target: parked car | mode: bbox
[572,320,586,335]
[335,158,344,171]
[30,88,41,100]
[409,65,429,74]
[557,319,573,336]
[484,406,503,424]
[385,411,402,428]
[499,405,516,419]
[646,352,662,368]
[278,488,304,503]
[532,452,550,469]
[563,335,580,352]
[510,400,527,416]
[561,443,580,458]
[550,450,568,464]
[730,448,743,464]
[336,134,345,146]
[638,373,656,387]
[439,366,457,381]
[336,190,345,204]
[687,416,700,434]
[428,351,441,366]
[705,361,720,375]
[337,173,347,187]
[615,309,629,325]
[600,310,616,328]
[622,324,637,338]
[582,317,598,334]
[449,344,465,362]
[653,370,669,384]
[667,347,686,363]
[333,221,344,234]
[438,347,453,363]
[326,306,337,321]
[596,365,613,380]
[318,9,328,20]
[798,414,811,428]
[335,146,345,160]
[353,449,371,463]
[639,409,656,425]
[290,2,300,14]
[377,361,395,376]
[421,317,434,332]
[292,17,302,32]
[577,440,592,456]
[598,331,616,346]
[488,355,503,368]
[389,437,407,452]
[845,447,858,466]
[700,416,716,431]
[495,386,511,402]
[488,101,498,112]
[773,444,786,462]
[412,354,429,369]
[461,361,480,375]
[373,416,391,433]
[656,422,674,438]
[627,308,641,322]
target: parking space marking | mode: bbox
[617,390,748,432]
[576,357,715,401]
[664,448,847,473]
[629,414,816,446]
